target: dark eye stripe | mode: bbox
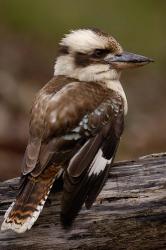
[74,49,112,67]
[58,45,69,55]
[75,52,90,67]
[91,49,110,58]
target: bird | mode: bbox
[1,28,153,233]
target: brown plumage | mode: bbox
[1,28,152,233]
[6,164,60,224]
[2,76,124,232]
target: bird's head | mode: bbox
[54,28,153,82]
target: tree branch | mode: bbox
[0,153,166,250]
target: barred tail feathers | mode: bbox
[1,190,51,233]
[1,166,60,233]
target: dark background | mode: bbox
[0,0,165,181]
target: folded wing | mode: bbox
[61,93,124,227]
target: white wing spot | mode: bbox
[89,149,112,176]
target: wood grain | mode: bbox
[0,153,166,250]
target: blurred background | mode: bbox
[0,0,165,181]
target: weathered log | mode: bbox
[0,153,166,250]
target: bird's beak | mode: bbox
[104,51,154,69]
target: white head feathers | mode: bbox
[54,29,122,82]
[60,29,110,53]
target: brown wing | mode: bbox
[22,77,112,177]
[22,76,72,176]
[61,93,124,227]
[21,75,124,228]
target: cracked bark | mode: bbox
[0,153,166,250]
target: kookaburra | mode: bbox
[1,28,153,233]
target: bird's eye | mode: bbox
[92,49,109,58]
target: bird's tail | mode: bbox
[1,165,60,233]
